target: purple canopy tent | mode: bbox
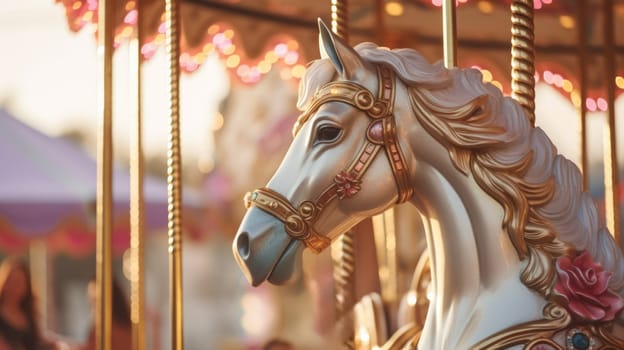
[0,108,201,255]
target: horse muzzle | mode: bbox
[233,207,304,286]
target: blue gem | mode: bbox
[571,332,590,350]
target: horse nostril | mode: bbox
[237,232,251,259]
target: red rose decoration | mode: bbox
[334,171,361,199]
[553,251,624,322]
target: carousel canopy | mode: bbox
[0,108,201,255]
[55,0,624,107]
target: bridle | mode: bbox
[244,64,413,253]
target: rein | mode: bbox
[244,64,413,253]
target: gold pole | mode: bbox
[96,0,114,349]
[371,210,397,305]
[165,0,184,348]
[29,241,48,332]
[603,0,621,243]
[442,0,457,67]
[577,0,589,191]
[130,1,145,349]
[511,0,536,125]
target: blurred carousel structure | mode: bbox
[54,0,623,349]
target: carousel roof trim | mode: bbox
[55,0,624,104]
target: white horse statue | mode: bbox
[232,20,624,349]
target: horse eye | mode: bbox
[315,126,342,143]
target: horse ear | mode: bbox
[317,18,365,80]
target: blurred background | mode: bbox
[0,0,622,349]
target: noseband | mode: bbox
[244,64,413,253]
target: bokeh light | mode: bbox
[385,1,404,16]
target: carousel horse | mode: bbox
[232,20,624,349]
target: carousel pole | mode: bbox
[510,0,536,125]
[331,0,349,42]
[577,0,589,191]
[602,0,621,243]
[330,1,355,345]
[129,0,146,349]
[95,0,114,349]
[29,241,49,332]
[442,0,457,68]
[370,0,398,320]
[371,210,397,312]
[165,0,184,348]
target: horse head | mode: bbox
[232,20,414,286]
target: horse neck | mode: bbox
[401,115,546,348]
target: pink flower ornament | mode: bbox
[334,171,361,199]
[553,251,624,322]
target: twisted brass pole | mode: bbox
[603,0,621,244]
[95,0,114,349]
[165,0,184,348]
[130,0,145,348]
[332,229,356,321]
[331,0,349,43]
[511,0,536,126]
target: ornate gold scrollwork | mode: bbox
[354,90,375,110]
[369,101,388,119]
[470,302,624,349]
[525,338,563,350]
[591,324,624,349]
[470,303,571,350]
[285,215,308,239]
[298,201,317,220]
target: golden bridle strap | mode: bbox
[244,188,331,253]
[245,64,412,253]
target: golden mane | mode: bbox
[408,80,572,295]
[297,42,624,298]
